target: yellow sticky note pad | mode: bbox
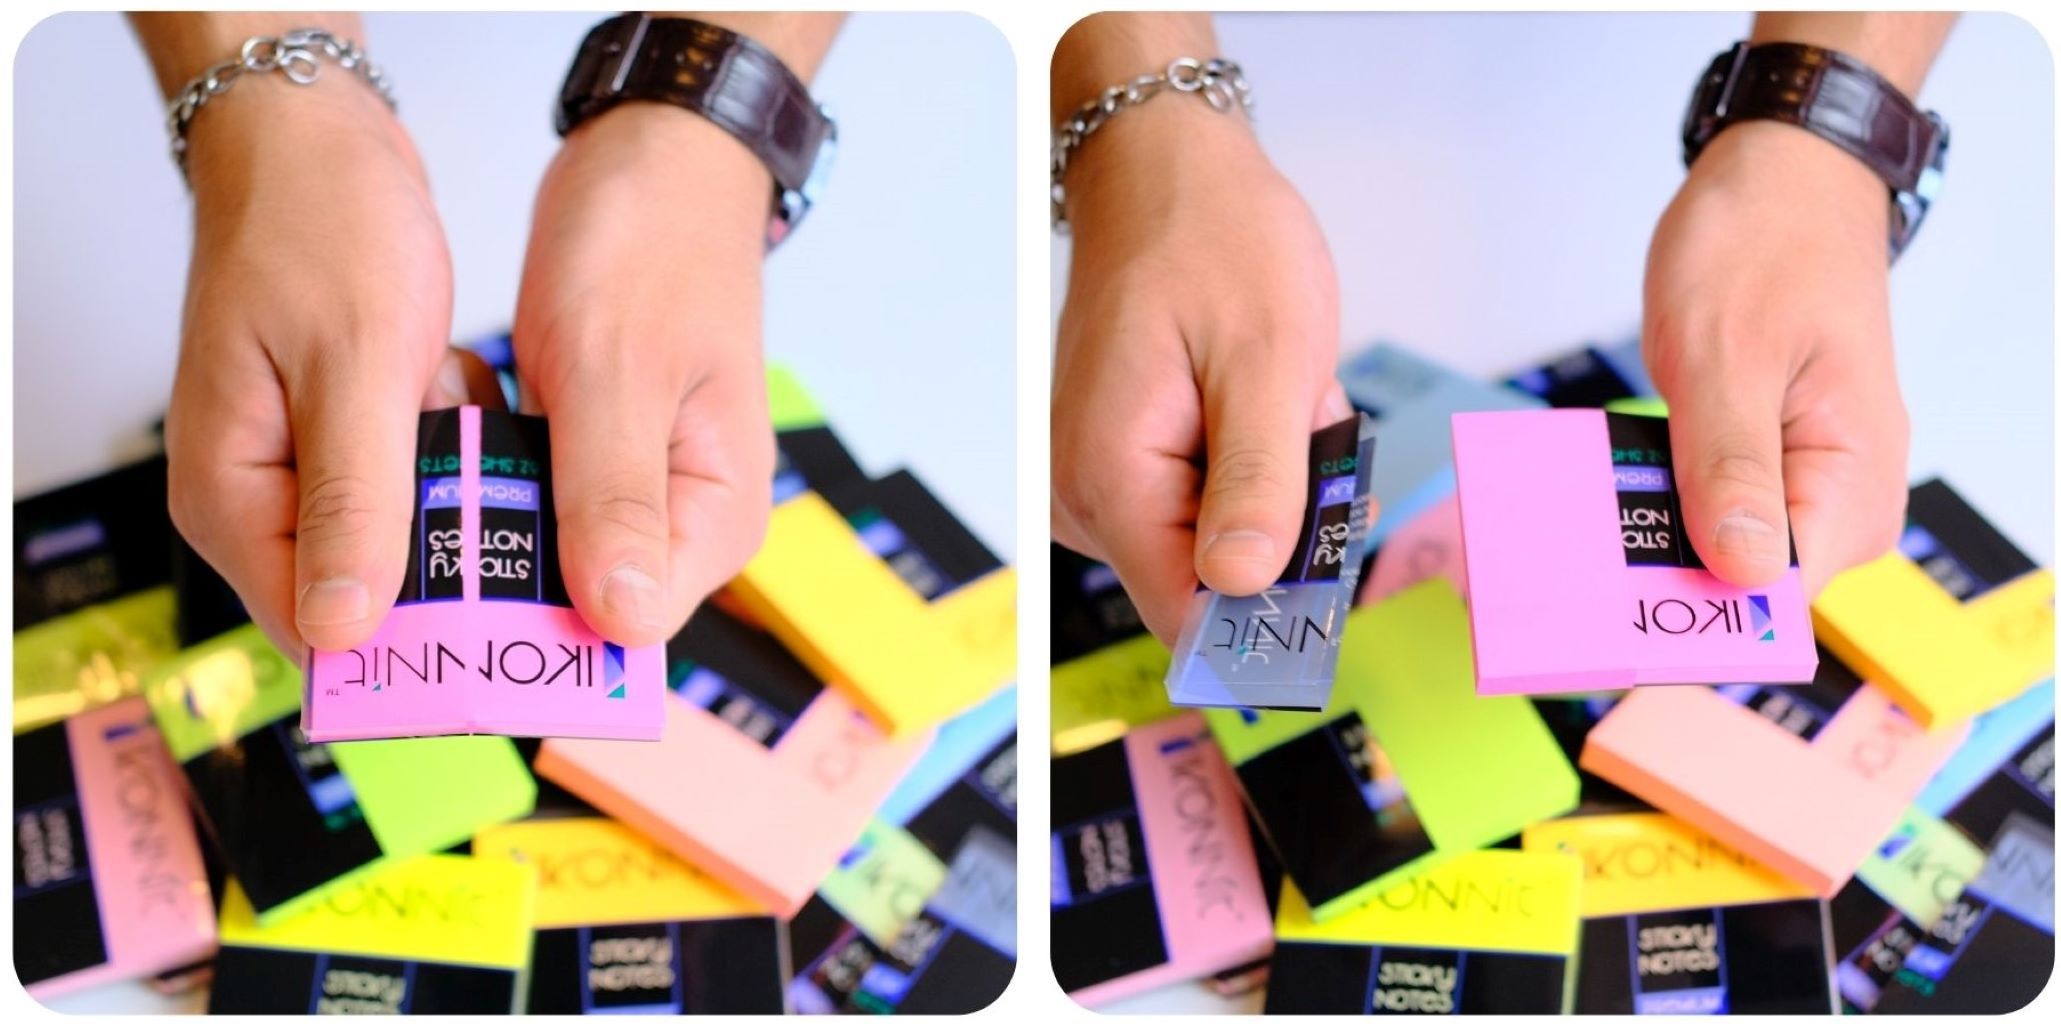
[218,853,536,971]
[729,494,1014,737]
[1277,849,1580,957]
[472,817,764,930]
[1813,484,2053,730]
[1051,633,1177,755]
[1523,813,1814,919]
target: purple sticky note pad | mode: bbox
[1452,409,1815,695]
[302,406,664,741]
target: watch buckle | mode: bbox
[1712,41,1750,121]
[595,12,653,100]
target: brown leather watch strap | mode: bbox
[557,14,834,237]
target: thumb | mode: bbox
[548,367,676,648]
[1192,358,1345,596]
[1664,368,1793,588]
[288,362,421,651]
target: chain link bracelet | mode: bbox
[1050,57,1254,229]
[164,28,397,182]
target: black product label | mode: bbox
[1629,908,1728,1013]
[206,947,518,1013]
[1265,942,1569,1014]
[1231,712,1434,912]
[476,413,562,604]
[403,411,466,604]
[1944,728,2056,844]
[1281,417,1366,586]
[1507,346,1639,408]
[1574,899,1832,1015]
[773,424,865,505]
[665,604,823,749]
[1050,737,1169,993]
[181,716,384,917]
[907,737,1019,864]
[1834,889,1925,1014]
[577,922,682,1012]
[13,456,173,630]
[529,918,785,1014]
[821,471,1001,602]
[174,532,249,644]
[1050,544,1145,663]
[1900,478,2038,602]
[12,720,108,986]
[793,909,1013,1015]
[1715,651,1863,742]
[1607,413,1700,570]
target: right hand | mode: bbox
[165,79,456,662]
[1051,102,1354,644]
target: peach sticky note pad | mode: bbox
[1452,409,1815,694]
[1813,478,2054,729]
[1581,652,1968,896]
[535,604,929,917]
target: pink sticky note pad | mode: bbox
[1059,713,1274,1007]
[1582,679,1968,895]
[303,406,664,741]
[534,686,928,917]
[24,699,216,1001]
[1359,493,1469,606]
[1451,409,1815,694]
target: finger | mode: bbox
[662,368,775,621]
[285,349,424,651]
[167,449,305,665]
[546,360,679,647]
[1783,401,1911,598]
[1662,353,1794,588]
[1056,445,1204,645]
[1191,342,1331,595]
[422,347,510,411]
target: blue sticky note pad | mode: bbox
[1914,678,2054,816]
[874,685,1016,827]
[1336,343,1544,546]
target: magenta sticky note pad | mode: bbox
[302,407,664,741]
[1451,409,1814,694]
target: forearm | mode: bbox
[1052,12,1218,124]
[129,12,366,98]
[663,12,844,82]
[1750,12,1957,95]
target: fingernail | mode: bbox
[600,565,665,629]
[1321,389,1355,424]
[435,356,469,406]
[298,577,370,627]
[1201,529,1278,570]
[1713,512,1786,565]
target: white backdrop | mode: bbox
[12,10,1016,559]
[1060,11,2055,1016]
[12,11,1012,1014]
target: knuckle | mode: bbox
[297,474,381,545]
[582,488,669,545]
[1204,445,1294,510]
[1699,441,1781,494]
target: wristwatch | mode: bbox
[557,13,837,248]
[1682,41,1948,260]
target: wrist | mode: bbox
[1060,92,1263,233]
[184,73,420,203]
[1690,120,1889,242]
[550,101,772,258]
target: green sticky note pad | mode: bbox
[13,585,183,733]
[767,364,825,431]
[1855,807,1985,928]
[1604,396,1670,418]
[818,820,949,946]
[332,735,537,861]
[1051,633,1179,755]
[1207,580,1578,920]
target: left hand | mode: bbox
[1643,120,1912,597]
[513,102,776,646]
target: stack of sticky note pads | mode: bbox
[13,361,1018,1014]
[1051,338,2053,1014]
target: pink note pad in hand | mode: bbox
[302,407,665,741]
[1451,409,1815,695]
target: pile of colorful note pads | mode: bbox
[12,363,1018,1014]
[1053,338,2053,1014]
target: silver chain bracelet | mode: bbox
[1050,57,1254,229]
[164,28,396,181]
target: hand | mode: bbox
[1644,120,1911,597]
[1052,103,1354,643]
[165,79,456,663]
[512,102,775,647]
